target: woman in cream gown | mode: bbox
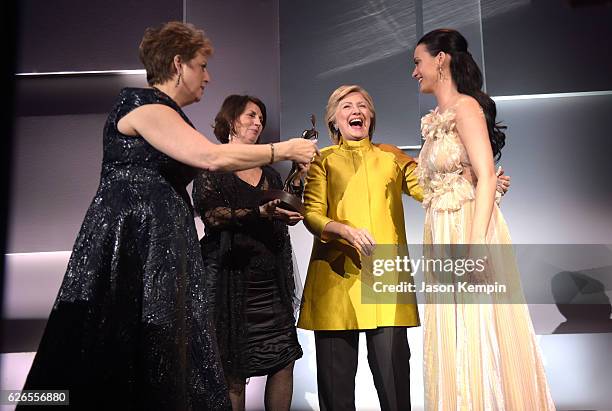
[413,29,555,410]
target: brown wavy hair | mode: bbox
[139,21,213,86]
[213,95,267,143]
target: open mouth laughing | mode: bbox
[349,118,364,128]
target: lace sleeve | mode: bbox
[192,171,260,229]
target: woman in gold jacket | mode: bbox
[297,84,423,411]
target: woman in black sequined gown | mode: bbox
[19,22,317,410]
[192,95,305,411]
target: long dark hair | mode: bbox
[417,29,506,161]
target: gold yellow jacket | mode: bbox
[297,138,424,330]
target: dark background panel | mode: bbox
[17,0,182,73]
[494,93,612,243]
[15,73,148,116]
[482,0,612,96]
[183,0,282,144]
[9,114,106,253]
[280,0,422,148]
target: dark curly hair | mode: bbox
[417,29,506,161]
[139,21,213,86]
[213,95,267,143]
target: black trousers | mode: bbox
[314,327,411,411]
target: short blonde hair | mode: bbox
[325,85,376,144]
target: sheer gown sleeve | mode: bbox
[192,171,262,230]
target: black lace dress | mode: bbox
[19,88,230,410]
[192,167,303,381]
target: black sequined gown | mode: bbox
[192,167,303,381]
[20,88,230,410]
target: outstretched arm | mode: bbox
[403,159,424,203]
[378,144,424,202]
[118,104,318,171]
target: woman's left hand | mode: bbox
[261,199,304,225]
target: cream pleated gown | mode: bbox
[417,105,555,411]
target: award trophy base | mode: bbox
[260,189,305,214]
[259,114,318,216]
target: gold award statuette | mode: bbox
[260,114,319,214]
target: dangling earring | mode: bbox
[175,72,182,87]
[437,65,444,81]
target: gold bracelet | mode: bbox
[269,143,275,164]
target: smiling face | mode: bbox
[231,101,264,144]
[334,91,372,141]
[412,44,440,94]
[179,50,210,103]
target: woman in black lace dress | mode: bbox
[192,95,305,411]
[19,22,317,410]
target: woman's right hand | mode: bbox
[280,138,319,164]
